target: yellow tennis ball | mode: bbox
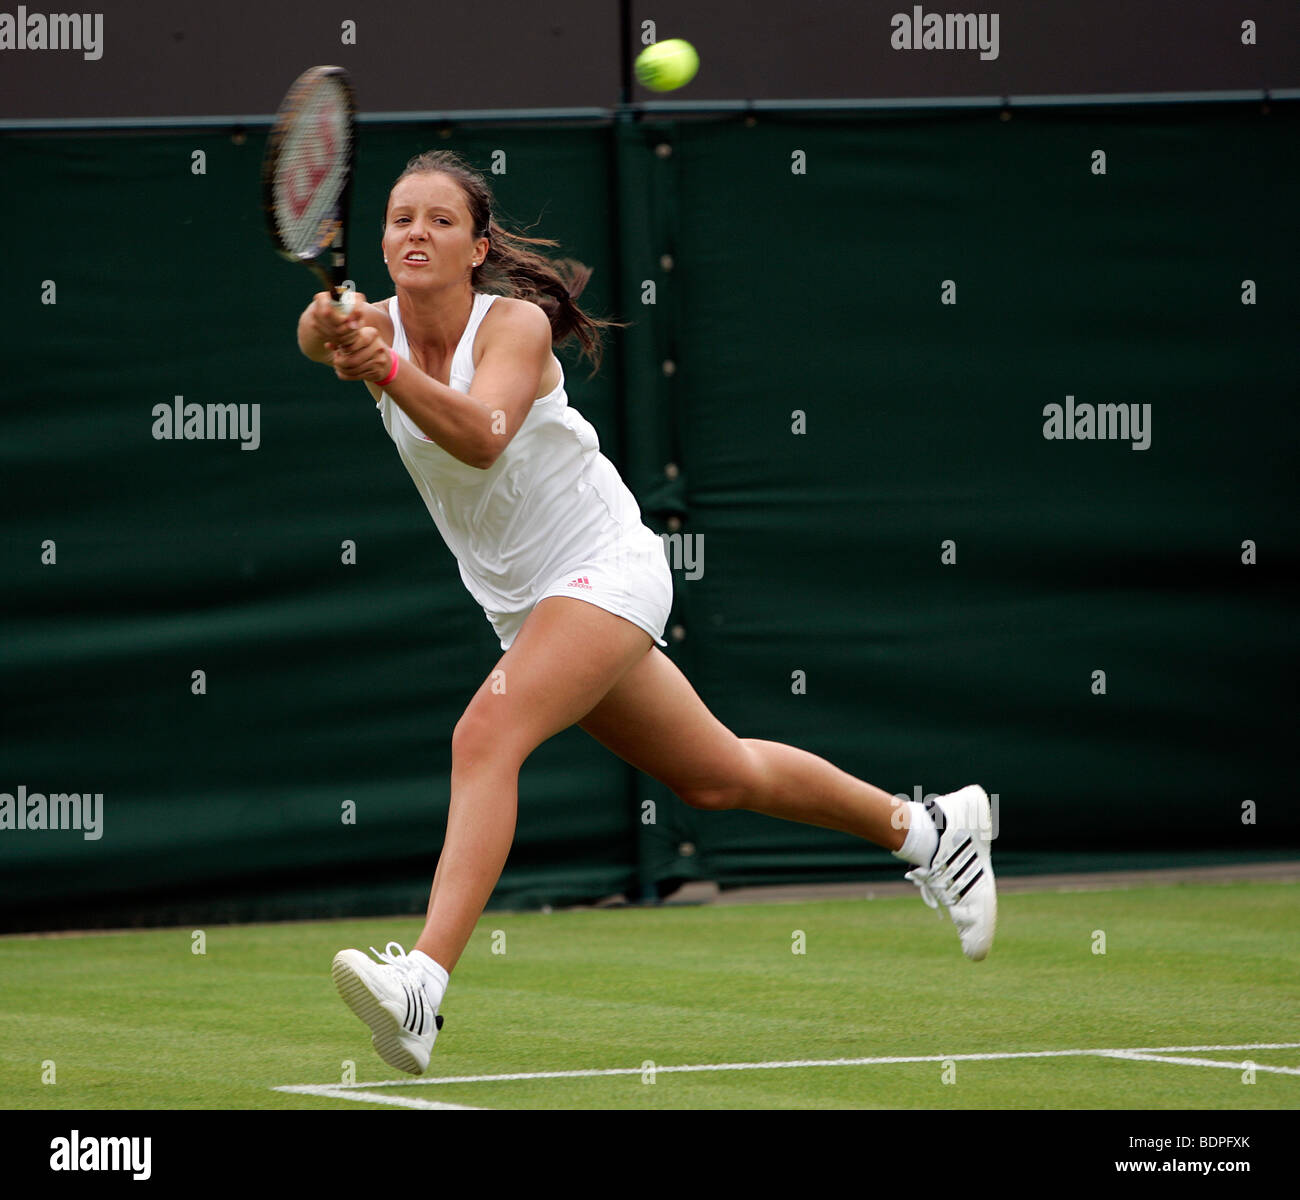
[635,39,699,92]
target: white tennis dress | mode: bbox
[376,292,672,650]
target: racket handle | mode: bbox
[331,287,356,316]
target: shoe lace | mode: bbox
[370,941,423,977]
[905,865,957,919]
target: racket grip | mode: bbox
[331,288,356,316]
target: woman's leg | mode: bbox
[578,647,909,847]
[414,596,652,973]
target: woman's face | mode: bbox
[382,172,487,289]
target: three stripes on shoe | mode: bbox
[922,796,984,897]
[398,979,445,1037]
[942,835,985,898]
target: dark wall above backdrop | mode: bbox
[1,0,1297,123]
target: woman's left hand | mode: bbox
[331,324,392,383]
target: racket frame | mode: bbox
[262,65,358,311]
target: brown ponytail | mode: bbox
[390,150,621,372]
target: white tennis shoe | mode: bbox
[905,785,997,961]
[331,942,444,1075]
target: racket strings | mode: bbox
[271,81,352,257]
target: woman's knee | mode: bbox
[451,702,519,771]
[675,739,766,812]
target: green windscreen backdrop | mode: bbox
[2,103,1296,932]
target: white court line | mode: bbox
[274,1041,1300,1102]
[277,1083,481,1110]
[1096,1051,1300,1077]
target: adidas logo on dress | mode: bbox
[567,576,593,589]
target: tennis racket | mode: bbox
[262,65,357,314]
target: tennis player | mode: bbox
[298,151,997,1076]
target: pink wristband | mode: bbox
[377,349,400,388]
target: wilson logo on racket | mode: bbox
[286,111,341,222]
